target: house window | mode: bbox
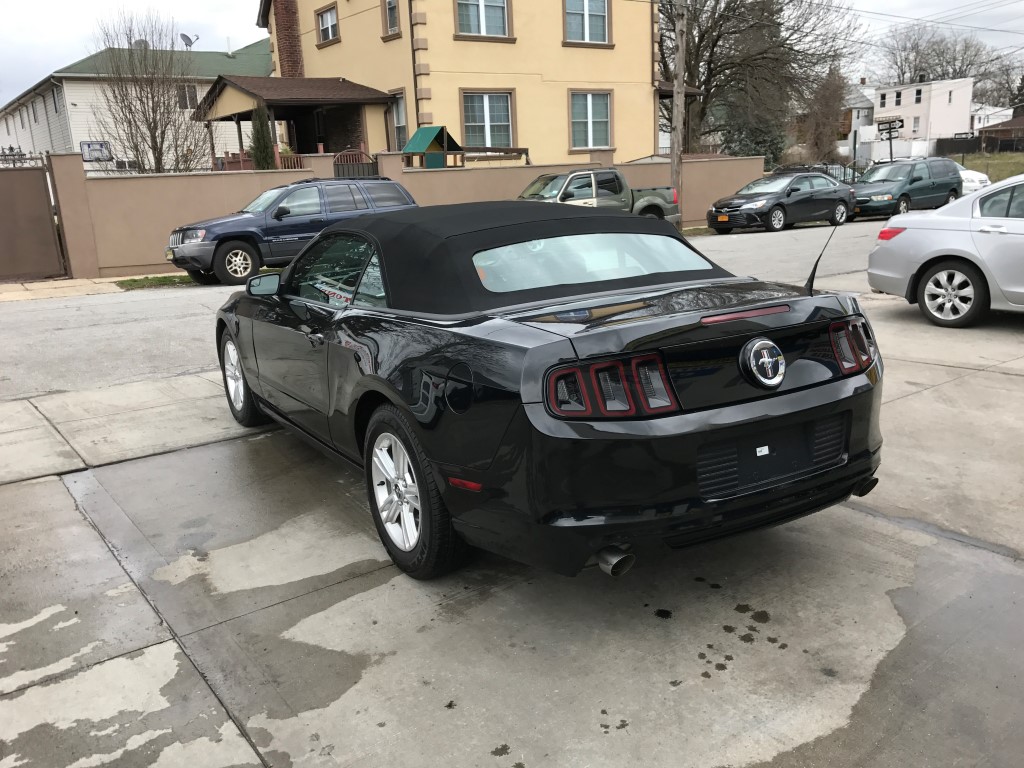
[177,84,198,109]
[915,88,922,104]
[393,93,408,149]
[31,101,38,123]
[463,92,512,147]
[53,87,63,113]
[913,116,920,132]
[457,0,508,37]
[382,0,400,36]
[879,93,886,107]
[894,91,902,106]
[570,91,611,149]
[317,4,339,44]
[19,109,25,128]
[566,0,608,44]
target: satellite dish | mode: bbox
[180,33,199,50]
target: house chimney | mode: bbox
[860,77,866,85]
[274,0,305,77]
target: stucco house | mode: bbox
[0,40,271,166]
[872,77,973,142]
[199,0,672,164]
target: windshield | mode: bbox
[520,174,568,200]
[860,164,911,183]
[737,176,793,195]
[242,187,285,213]
[954,162,967,172]
[472,233,713,293]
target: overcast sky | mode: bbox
[2,0,1023,106]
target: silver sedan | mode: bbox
[867,173,1024,327]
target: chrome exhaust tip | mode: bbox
[597,546,636,577]
[854,476,879,497]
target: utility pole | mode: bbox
[670,1,687,212]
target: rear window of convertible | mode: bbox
[471,233,713,293]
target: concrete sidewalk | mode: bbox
[0,274,185,303]
[0,372,266,484]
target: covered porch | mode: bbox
[195,75,393,169]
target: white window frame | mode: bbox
[457,0,508,37]
[879,93,886,108]
[385,0,400,34]
[393,93,408,149]
[318,6,339,43]
[912,116,920,133]
[463,92,512,148]
[566,0,608,43]
[571,92,611,149]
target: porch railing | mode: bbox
[278,154,304,170]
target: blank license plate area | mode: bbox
[696,415,848,499]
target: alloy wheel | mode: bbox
[370,432,421,552]
[222,339,245,411]
[834,203,847,223]
[924,270,974,321]
[770,209,785,230]
[897,198,910,215]
[946,192,957,204]
[225,249,253,278]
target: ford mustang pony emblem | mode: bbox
[742,338,786,388]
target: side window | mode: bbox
[791,176,812,192]
[912,162,930,181]
[1006,187,1024,219]
[278,187,322,217]
[595,171,622,196]
[324,184,368,213]
[363,182,410,208]
[353,254,388,308]
[809,176,831,190]
[566,173,595,199]
[928,160,947,178]
[978,187,1012,218]
[285,234,375,307]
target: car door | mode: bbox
[784,175,816,222]
[559,173,597,208]
[593,171,630,211]
[265,186,326,261]
[907,161,938,208]
[323,182,369,225]
[250,232,374,441]
[808,175,839,219]
[970,183,1024,305]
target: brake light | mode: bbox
[877,227,905,241]
[672,188,679,205]
[830,318,877,374]
[546,353,679,419]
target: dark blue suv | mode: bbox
[166,177,417,284]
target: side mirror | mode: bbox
[911,176,923,183]
[788,187,798,196]
[560,189,575,201]
[272,205,290,220]
[247,272,281,297]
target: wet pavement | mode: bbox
[2,222,1023,766]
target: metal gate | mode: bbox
[333,149,379,178]
[0,163,65,281]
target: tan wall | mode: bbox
[0,167,64,281]
[50,153,317,278]
[378,152,764,227]
[286,0,660,164]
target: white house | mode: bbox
[0,39,270,168]
[872,77,973,142]
[971,102,1013,132]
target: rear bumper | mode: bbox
[168,242,216,271]
[440,367,883,575]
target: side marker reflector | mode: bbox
[448,477,483,492]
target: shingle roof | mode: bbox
[56,38,272,80]
[979,115,1024,132]
[215,75,392,105]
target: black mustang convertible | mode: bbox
[216,202,882,579]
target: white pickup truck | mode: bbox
[518,168,679,222]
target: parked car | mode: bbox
[166,177,417,285]
[216,202,883,579]
[518,168,679,222]
[707,172,855,234]
[850,158,962,219]
[953,161,991,194]
[868,173,1024,327]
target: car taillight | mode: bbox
[877,227,905,241]
[546,354,679,419]
[672,188,679,205]
[830,318,877,374]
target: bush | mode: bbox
[249,103,275,170]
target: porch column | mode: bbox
[235,117,244,155]
[206,121,216,170]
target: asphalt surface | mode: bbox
[2,220,1023,768]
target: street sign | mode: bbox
[877,119,905,131]
[879,130,898,141]
[953,131,975,139]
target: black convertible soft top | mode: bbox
[324,202,729,314]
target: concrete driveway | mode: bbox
[2,220,1023,767]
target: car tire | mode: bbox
[213,240,260,285]
[828,201,848,226]
[364,405,467,579]
[766,206,786,232]
[895,196,911,215]
[916,260,989,328]
[847,214,857,222]
[713,227,732,235]
[639,207,664,219]
[186,269,220,285]
[944,190,958,205]
[220,333,269,427]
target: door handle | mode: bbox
[978,225,1006,234]
[310,218,325,225]
[306,332,325,347]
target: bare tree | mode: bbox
[802,66,846,161]
[659,0,857,154]
[876,24,937,85]
[876,23,1006,89]
[94,11,209,173]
